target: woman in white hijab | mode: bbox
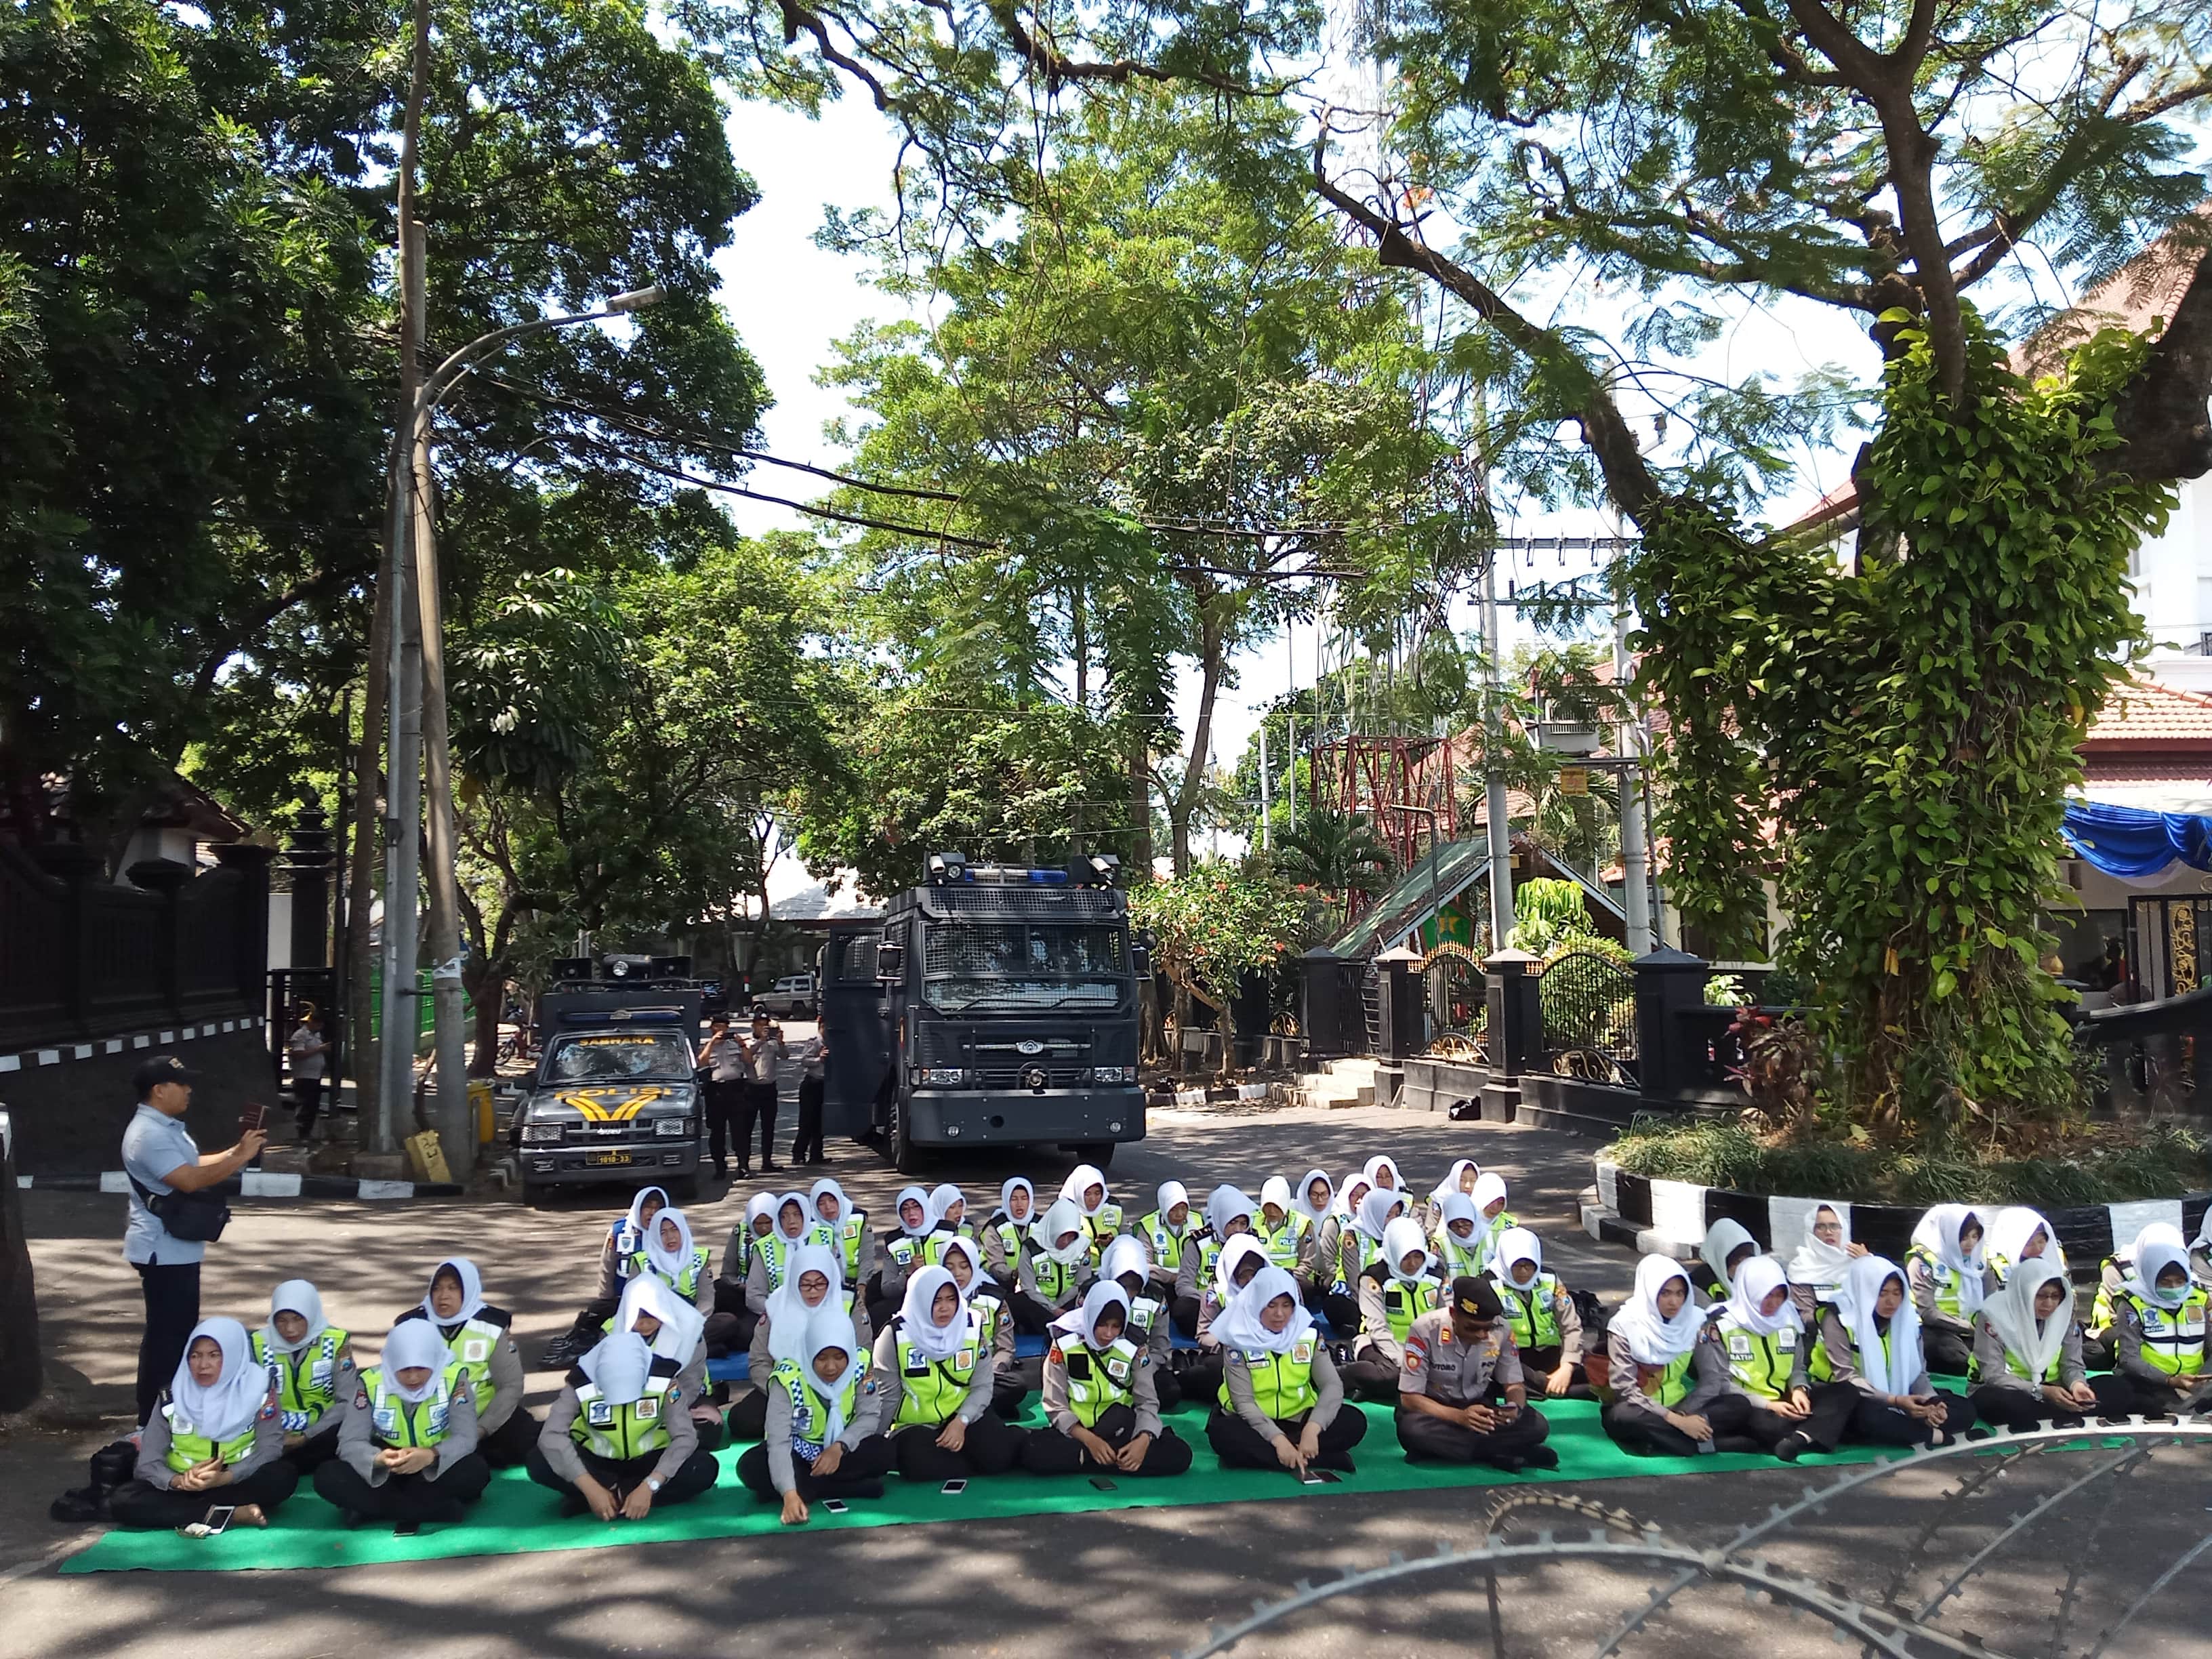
[1019,1282,1195,1478]
[1174,1185,1258,1332]
[1021,1194,1101,1317]
[1255,1175,1308,1280]
[1785,1203,1866,1316]
[703,1190,781,1360]
[609,1272,718,1448]
[398,1256,535,1466]
[529,1326,720,1520]
[313,1319,493,1525]
[1710,1256,1859,1461]
[1982,1206,2066,1292]
[922,1182,972,1265]
[1343,1216,1443,1400]
[1307,1172,1372,1335]
[1204,1263,1368,1475]
[109,1317,298,1532]
[730,1240,870,1442]
[1099,1233,1177,1389]
[806,1176,874,1289]
[1602,1255,1753,1456]
[1424,1159,1481,1230]
[2101,1233,2212,1415]
[1813,1254,1977,1447]
[638,1206,714,1309]
[750,1191,819,1318]
[1361,1153,1404,1194]
[869,1183,936,1326]
[1486,1228,1589,1399]
[1431,1191,1489,1279]
[1187,1233,1271,1407]
[737,1305,897,1523]
[1695,1218,1759,1300]
[869,1263,1029,1483]
[2086,1220,2187,1366]
[1059,1162,1124,1246]
[1292,1168,1335,1230]
[981,1175,1039,1296]
[1904,1204,1986,1373]
[1965,1258,2100,1432]
[939,1231,1025,1416]
[546,1183,679,1372]
[250,1278,355,1471]
[1139,1179,1197,1303]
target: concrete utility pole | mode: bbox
[1615,600,1656,954]
[1479,553,1515,947]
[1258,720,1271,852]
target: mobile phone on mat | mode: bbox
[822,1499,849,1515]
[941,1479,968,1494]
[202,1506,237,1534]
[1088,1476,1118,1492]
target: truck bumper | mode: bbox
[905,1087,1145,1147]
[521,1143,700,1187]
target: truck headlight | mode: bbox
[654,1116,692,1138]
[1092,1065,1136,1084]
[912,1067,966,1087]
[520,1121,565,1145]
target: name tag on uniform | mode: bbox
[586,1400,615,1427]
[1725,1334,1753,1359]
[634,1395,659,1420]
[2184,1314,2207,1337]
[310,1359,334,1387]
[373,1407,398,1435]
[462,1338,492,1364]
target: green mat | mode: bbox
[61,1397,1907,1575]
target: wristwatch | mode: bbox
[646,1476,663,1492]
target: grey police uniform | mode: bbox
[1393,1306,1553,1467]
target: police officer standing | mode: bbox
[1395,1277,1559,1471]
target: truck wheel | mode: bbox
[523,1179,556,1211]
[1071,1142,1116,1170]
[889,1093,926,1175]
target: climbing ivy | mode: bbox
[1629,314,2175,1139]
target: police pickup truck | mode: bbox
[511,984,704,1206]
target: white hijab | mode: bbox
[380,1318,453,1404]
[774,1191,812,1241]
[2127,1235,2195,1309]
[744,1191,778,1233]
[1153,1180,1191,1226]
[1429,1159,1481,1207]
[1470,1171,1509,1218]
[764,1242,843,1365]
[1335,1173,1372,1221]
[998,1176,1035,1224]
[1353,1185,1406,1244]
[1487,1226,1543,1290]
[1380,1216,1435,1283]
[1100,1233,1151,1294]
[1983,1258,2072,1380]
[1832,1254,1923,1396]
[1258,1175,1294,1223]
[926,1183,966,1230]
[800,1308,862,1443]
[894,1184,933,1238]
[615,1271,705,1365]
[1061,1164,1111,1217]
[1051,1279,1132,1349]
[169,1316,268,1436]
[263,1279,328,1357]
[1698,1218,1757,1288]
[1293,1169,1334,1225]
[939,1233,986,1293]
[578,1330,653,1405]
[1987,1206,2060,1277]
[1437,1191,1481,1251]
[897,1264,970,1362]
[1212,1233,1270,1305]
[645,1207,696,1279]
[1609,1255,1704,1366]
[1361,1154,1403,1192]
[2120,1221,2184,1266]
[1910,1204,1987,1315]
[622,1185,670,1236]
[1786,1205,1855,1294]
[811,1178,855,1227]
[1719,1254,1800,1339]
[1208,1264,1313,1355]
[422,1257,486,1328]
[1036,1197,1094,1265]
[1205,1184,1256,1240]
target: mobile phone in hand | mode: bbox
[238,1101,268,1134]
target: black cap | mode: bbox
[133,1054,199,1095]
[1452,1275,1502,1319]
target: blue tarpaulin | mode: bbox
[2062,799,2212,878]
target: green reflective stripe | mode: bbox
[570,1378,675,1460]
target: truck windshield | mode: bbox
[922,923,1126,1013]
[546,1031,693,1082]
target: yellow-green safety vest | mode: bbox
[2125,1287,2209,1377]
[1032,1249,1086,1305]
[809,1213,869,1281]
[893,1316,983,1427]
[882,1234,926,1277]
[970,1291,1006,1353]
[1082,1204,1124,1248]
[1125,1294,1164,1344]
[771,1357,861,1456]
[991,1216,1027,1268]
[628,1245,710,1300]
[1380,1276,1441,1345]
[1433,1228,1488,1279]
[759,1231,806,1291]
[1239,1338,1319,1420]
[569,1376,676,1460]
[2087,1260,2121,1340]
[1966,1317,2064,1387]
[363,1359,467,1448]
[1720,1325,1799,1399]
[1905,1245,1973,1322]
[1492,1272,1563,1352]
[1256,1213,1308,1273]
[1138,1209,1190,1273]
[1809,1324,1892,1387]
[251,1326,350,1433]
[161,1398,261,1473]
[1060,1336,1140,1427]
[428,1314,508,1412]
[1640,1349,1696,1407]
[923,1223,976,1268]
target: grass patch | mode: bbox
[1607,1115,2211,1205]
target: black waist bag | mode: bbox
[129,1172,230,1243]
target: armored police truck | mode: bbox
[821,853,1145,1173]
[510,964,704,1206]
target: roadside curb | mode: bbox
[18,1170,465,1200]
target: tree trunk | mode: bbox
[1214,991,1236,1085]
[466,959,504,1076]
[344,558,392,1138]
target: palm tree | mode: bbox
[1272,807,1395,916]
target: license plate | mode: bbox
[586,1149,634,1166]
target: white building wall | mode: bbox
[2135,470,2212,669]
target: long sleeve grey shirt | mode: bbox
[536,1377,699,1487]
[135,1403,286,1490]
[1605,1326,1727,1416]
[1969,1313,2085,1395]
[1222,1343,1345,1440]
[334,1375,481,1484]
[1815,1309,1932,1398]
[749,1296,873,1388]
[764,1370,883,1494]
[868,1319,996,1429]
[2110,1298,2211,1391]
[1040,1343,1162,1439]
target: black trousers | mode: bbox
[134,1260,201,1426]
[792,1075,826,1162]
[1170,1294,1202,1340]
[291,1076,325,1140]
[1182,1348,1227,1408]
[1019,1403,1194,1477]
[1602,1392,1755,1456]
[728,1387,770,1443]
[1395,1402,1553,1467]
[703,1298,757,1360]
[1008,1290,1057,1335]
[736,1080,779,1168]
[1317,1289,1361,1342]
[703,1079,742,1173]
[1732,1382,1860,1453]
[1847,1388,1977,1447]
[525,1442,720,1511]
[108,1460,300,1530]
[1206,1406,1368,1471]
[889,1411,1029,1480]
[283,1430,344,1473]
[1340,1350,1402,1402]
[737,1433,897,1501]
[2078,1370,2200,1418]
[1922,1324,1974,1378]
[313,1453,493,1521]
[992,1368,1031,1420]
[477,1406,541,1467]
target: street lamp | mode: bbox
[373,285,665,1162]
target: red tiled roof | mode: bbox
[2083,679,2212,750]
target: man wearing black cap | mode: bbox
[119,1056,266,1424]
[1394,1275,1559,1471]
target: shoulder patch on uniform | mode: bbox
[354,1387,370,1408]
[1047,1345,1065,1366]
[1225,1349,1246,1366]
[863,1379,878,1394]
[392,1307,426,1325]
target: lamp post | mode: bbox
[374,285,665,1164]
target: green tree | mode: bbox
[1269,807,1397,920]
[1128,864,1315,1080]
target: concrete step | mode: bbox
[1321,1057,1381,1083]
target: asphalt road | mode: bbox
[6,1091,2209,1659]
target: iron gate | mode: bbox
[1535,947,1637,1084]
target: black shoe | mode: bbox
[735,1166,752,1180]
[1488,1455,1527,1474]
[1521,1446,1560,1471]
[1774,1431,1811,1463]
[759,1161,780,1173]
[540,1330,594,1370]
[49,1486,106,1523]
[713,1164,729,1182]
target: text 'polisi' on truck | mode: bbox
[820,851,1146,1172]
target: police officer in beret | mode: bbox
[1394,1276,1559,1471]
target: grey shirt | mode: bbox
[121,1103,206,1265]
[980,1214,1030,1287]
[335,1372,481,1485]
[2110,1295,2211,1392]
[869,1315,996,1429]
[1969,1311,2085,1395]
[1040,1339,1163,1439]
[136,1395,285,1490]
[764,1368,884,1494]
[537,1370,699,1487]
[1222,1341,1345,1438]
[1355,1269,1443,1368]
[1398,1307,1524,1404]
[1907,1254,1975,1336]
[1815,1308,1932,1398]
[1605,1326,1727,1416]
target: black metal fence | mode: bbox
[1534,947,1639,1084]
